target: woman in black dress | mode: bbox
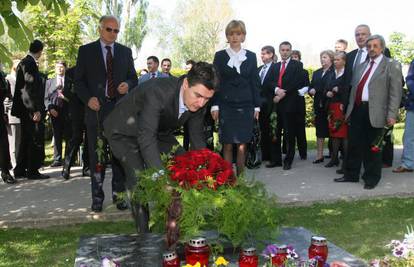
[308,50,334,163]
[211,20,261,176]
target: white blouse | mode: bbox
[226,48,247,74]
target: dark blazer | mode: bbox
[74,39,137,124]
[274,59,303,113]
[11,55,45,120]
[325,71,349,107]
[212,49,260,108]
[309,67,333,112]
[258,62,277,116]
[103,77,206,169]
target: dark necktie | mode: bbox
[151,72,156,79]
[355,60,375,106]
[105,46,116,98]
[260,64,267,84]
[278,60,286,88]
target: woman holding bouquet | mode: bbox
[325,51,349,169]
[308,50,334,164]
[211,20,261,176]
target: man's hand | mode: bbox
[326,91,334,98]
[273,95,281,103]
[332,86,338,93]
[309,88,316,96]
[276,88,286,98]
[50,109,58,117]
[88,97,101,111]
[387,118,396,126]
[211,110,219,121]
[32,111,41,122]
[254,110,259,120]
[117,82,129,95]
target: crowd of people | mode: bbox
[0,16,413,231]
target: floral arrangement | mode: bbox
[370,226,414,266]
[370,126,392,153]
[270,111,278,142]
[183,256,229,267]
[132,148,279,249]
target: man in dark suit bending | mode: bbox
[104,62,218,233]
[75,15,138,212]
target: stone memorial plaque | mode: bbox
[74,227,367,266]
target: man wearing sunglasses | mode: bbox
[74,15,138,212]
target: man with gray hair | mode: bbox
[75,15,138,212]
[334,34,402,189]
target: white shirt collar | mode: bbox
[335,68,345,78]
[178,85,188,118]
[226,48,247,74]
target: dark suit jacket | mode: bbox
[258,62,277,116]
[274,59,303,113]
[74,39,137,125]
[212,49,260,108]
[309,67,333,112]
[103,77,207,169]
[11,55,45,120]
[325,71,349,107]
[45,75,72,112]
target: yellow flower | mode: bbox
[183,262,201,267]
[215,256,229,266]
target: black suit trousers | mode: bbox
[0,119,11,171]
[345,103,383,186]
[281,111,299,165]
[64,116,89,170]
[382,126,394,166]
[86,101,126,203]
[15,117,45,174]
[259,111,271,161]
[51,110,71,162]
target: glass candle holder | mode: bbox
[308,236,328,267]
[238,247,258,267]
[163,251,180,267]
[185,237,210,266]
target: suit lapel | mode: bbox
[263,62,274,82]
[369,57,386,85]
[95,40,107,76]
[113,43,122,80]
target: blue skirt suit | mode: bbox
[212,49,261,144]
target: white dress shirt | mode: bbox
[178,86,188,118]
[225,47,247,74]
[354,47,368,67]
[360,54,383,101]
[259,62,272,84]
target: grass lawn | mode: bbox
[1,197,414,266]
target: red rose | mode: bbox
[216,169,233,185]
[371,146,381,153]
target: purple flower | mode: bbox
[262,244,278,256]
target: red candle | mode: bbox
[185,237,210,266]
[308,236,328,267]
[271,245,288,267]
[238,247,258,267]
[163,251,180,267]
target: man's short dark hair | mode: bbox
[147,56,159,64]
[187,62,219,91]
[261,46,275,59]
[186,59,196,66]
[279,41,292,49]
[161,58,171,64]
[29,39,44,54]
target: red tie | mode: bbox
[278,60,286,88]
[355,60,375,106]
[105,46,116,98]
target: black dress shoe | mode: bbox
[13,170,26,179]
[27,172,50,180]
[325,159,339,168]
[2,171,17,184]
[91,202,103,212]
[61,169,70,180]
[50,161,63,167]
[283,163,292,170]
[334,176,358,183]
[113,196,129,211]
[364,184,376,190]
[312,158,324,164]
[265,162,282,168]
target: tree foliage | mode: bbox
[388,32,414,65]
[157,0,233,65]
[0,0,68,65]
[122,0,148,57]
[25,0,97,73]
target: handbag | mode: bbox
[246,120,262,169]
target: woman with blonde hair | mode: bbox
[308,50,335,163]
[211,20,261,175]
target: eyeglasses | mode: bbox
[105,27,120,34]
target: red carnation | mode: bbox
[371,145,381,153]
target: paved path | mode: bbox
[1,148,413,228]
